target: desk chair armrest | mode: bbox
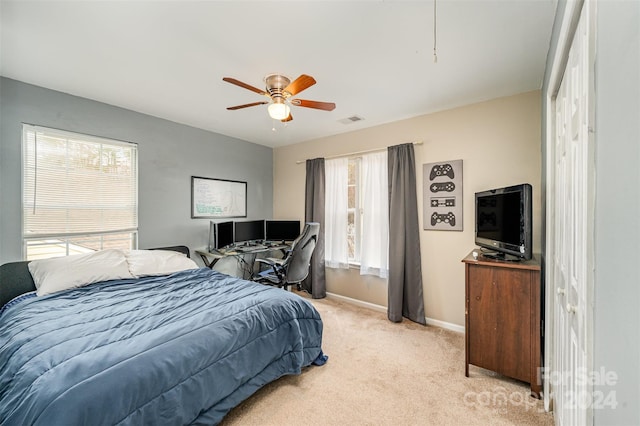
[255,258,282,270]
[254,258,285,281]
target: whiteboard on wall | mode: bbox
[191,176,247,218]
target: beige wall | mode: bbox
[273,91,542,327]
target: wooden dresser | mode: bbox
[462,251,542,397]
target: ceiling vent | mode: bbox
[338,115,365,125]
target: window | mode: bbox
[22,125,138,260]
[325,151,388,277]
[347,158,361,261]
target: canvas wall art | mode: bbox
[423,159,463,231]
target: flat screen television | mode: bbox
[475,183,532,261]
[209,221,234,250]
[265,220,301,241]
[234,220,265,243]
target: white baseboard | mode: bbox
[325,292,464,334]
[424,317,464,334]
[326,292,387,313]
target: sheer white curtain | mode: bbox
[360,151,389,278]
[324,157,349,268]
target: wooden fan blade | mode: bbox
[283,74,316,96]
[290,99,336,111]
[226,101,269,110]
[281,113,293,122]
[223,77,268,96]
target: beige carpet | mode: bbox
[220,294,554,425]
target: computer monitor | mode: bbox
[265,220,301,241]
[234,220,265,243]
[209,220,234,250]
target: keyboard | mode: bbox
[234,244,267,252]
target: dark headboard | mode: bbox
[0,246,190,308]
[0,261,35,309]
[150,246,190,258]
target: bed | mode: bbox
[0,246,326,425]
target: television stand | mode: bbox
[462,251,542,397]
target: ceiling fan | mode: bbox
[223,74,336,122]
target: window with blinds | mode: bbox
[22,125,138,260]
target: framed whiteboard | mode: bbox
[191,176,247,218]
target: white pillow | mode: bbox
[29,249,134,296]
[126,249,198,278]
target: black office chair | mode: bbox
[253,222,319,290]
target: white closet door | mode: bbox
[550,2,594,425]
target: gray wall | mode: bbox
[0,77,273,265]
[593,1,640,424]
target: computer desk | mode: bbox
[196,241,291,280]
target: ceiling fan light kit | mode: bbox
[223,73,336,123]
[267,101,290,120]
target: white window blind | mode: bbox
[22,125,138,260]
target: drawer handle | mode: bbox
[566,303,577,314]
[557,287,566,295]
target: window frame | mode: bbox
[22,124,139,260]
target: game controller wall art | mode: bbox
[423,159,463,231]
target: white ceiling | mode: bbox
[0,0,557,148]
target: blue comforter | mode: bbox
[0,268,324,425]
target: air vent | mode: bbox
[338,115,365,125]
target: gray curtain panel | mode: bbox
[303,158,326,299]
[387,143,426,324]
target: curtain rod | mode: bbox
[295,140,423,164]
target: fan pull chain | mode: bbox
[433,0,438,63]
